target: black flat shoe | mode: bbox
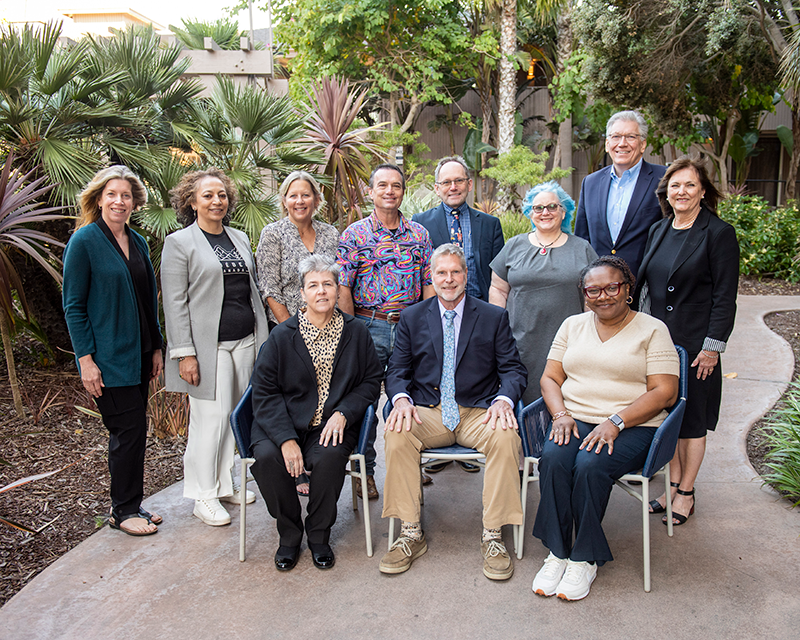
[649,482,679,514]
[309,543,335,570]
[274,545,301,571]
[457,461,480,473]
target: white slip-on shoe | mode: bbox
[555,560,598,601]
[220,488,256,505]
[532,552,569,596]
[193,498,231,526]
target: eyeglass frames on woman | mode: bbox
[583,282,625,298]
[436,178,469,188]
[531,203,563,213]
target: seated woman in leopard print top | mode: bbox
[249,255,383,571]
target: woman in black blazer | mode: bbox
[249,255,382,571]
[634,155,739,526]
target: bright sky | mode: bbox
[0,1,271,33]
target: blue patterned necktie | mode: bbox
[441,310,459,430]
[449,210,463,247]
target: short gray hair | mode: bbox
[434,156,471,183]
[298,255,340,288]
[606,110,648,139]
[431,243,467,272]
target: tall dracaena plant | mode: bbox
[0,153,66,417]
[301,77,387,230]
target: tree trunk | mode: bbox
[479,75,495,201]
[556,9,574,196]
[1,311,25,418]
[497,0,517,155]
[786,96,800,201]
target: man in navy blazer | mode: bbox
[413,156,504,302]
[379,244,527,580]
[574,110,666,276]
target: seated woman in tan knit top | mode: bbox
[530,255,679,602]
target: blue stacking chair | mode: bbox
[515,345,688,592]
[381,398,526,554]
[230,388,376,561]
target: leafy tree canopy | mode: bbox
[573,0,777,138]
[272,0,478,130]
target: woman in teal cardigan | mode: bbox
[63,166,163,537]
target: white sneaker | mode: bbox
[193,499,231,526]
[555,560,597,601]
[220,488,256,505]
[532,552,569,596]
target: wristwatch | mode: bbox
[608,414,625,431]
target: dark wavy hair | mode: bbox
[579,255,636,293]
[170,168,238,228]
[656,154,721,217]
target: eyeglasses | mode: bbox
[607,134,642,144]
[531,203,563,214]
[436,178,469,188]
[583,282,625,298]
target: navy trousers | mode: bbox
[532,420,655,566]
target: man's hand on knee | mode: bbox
[385,397,421,432]
[482,400,518,431]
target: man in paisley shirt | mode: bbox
[337,164,435,499]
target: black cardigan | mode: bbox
[250,312,383,448]
[634,206,739,354]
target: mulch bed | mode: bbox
[0,274,798,607]
[0,342,185,607]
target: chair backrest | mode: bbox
[640,345,688,478]
[517,397,550,459]
[356,405,376,455]
[230,385,254,457]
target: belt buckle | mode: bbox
[385,311,400,323]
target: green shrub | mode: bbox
[718,195,800,281]
[761,380,800,507]
[498,211,531,241]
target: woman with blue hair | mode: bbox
[489,181,597,403]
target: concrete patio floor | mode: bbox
[1,295,799,639]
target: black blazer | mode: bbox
[634,207,739,353]
[250,312,383,448]
[574,160,666,275]
[385,295,527,409]
[412,204,504,300]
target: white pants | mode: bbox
[183,334,255,500]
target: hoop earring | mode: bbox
[626,295,633,305]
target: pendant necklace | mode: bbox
[534,230,562,255]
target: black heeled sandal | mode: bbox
[663,488,695,526]
[649,481,679,514]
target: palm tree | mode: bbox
[300,77,387,230]
[779,20,800,201]
[0,153,66,417]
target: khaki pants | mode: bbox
[381,405,523,529]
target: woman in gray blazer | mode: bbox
[162,168,268,526]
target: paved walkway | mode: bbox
[2,296,800,639]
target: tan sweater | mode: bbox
[547,311,679,426]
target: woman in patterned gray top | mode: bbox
[162,168,268,527]
[256,171,339,328]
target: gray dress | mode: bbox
[490,233,597,403]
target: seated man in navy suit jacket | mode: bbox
[379,244,527,581]
[574,110,666,276]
